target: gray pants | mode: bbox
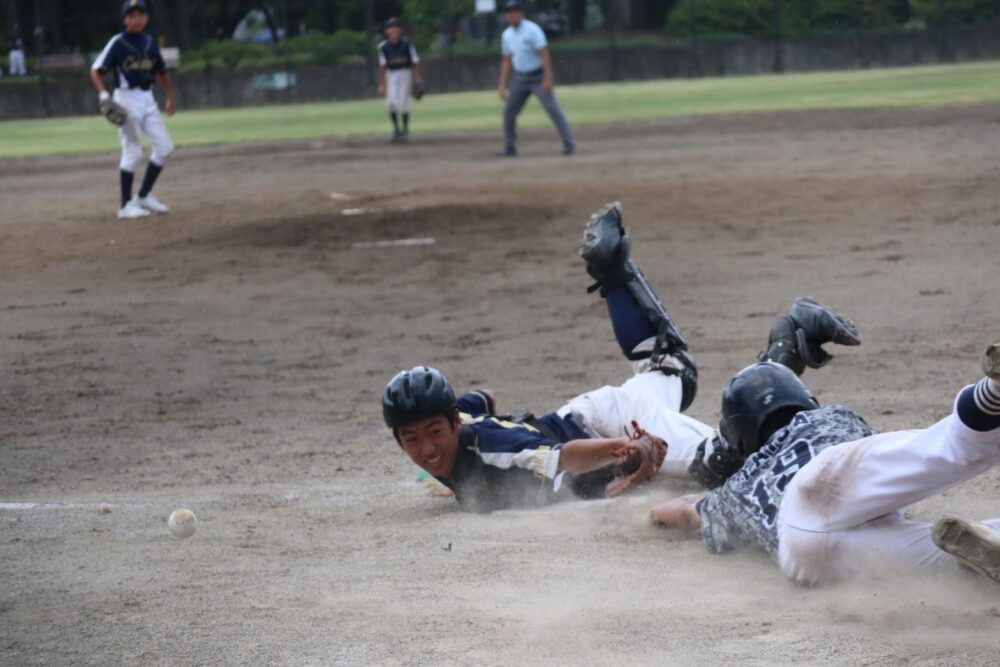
[504,69,574,152]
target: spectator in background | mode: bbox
[8,25,27,76]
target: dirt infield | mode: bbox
[2,104,1000,665]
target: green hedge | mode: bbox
[181,30,372,70]
[666,0,905,38]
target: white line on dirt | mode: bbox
[352,238,435,249]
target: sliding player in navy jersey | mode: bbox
[381,202,861,512]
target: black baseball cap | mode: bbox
[383,17,402,30]
[504,1,526,12]
[121,0,149,17]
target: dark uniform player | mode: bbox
[90,0,176,220]
[377,18,423,143]
[651,343,1000,587]
[382,202,861,513]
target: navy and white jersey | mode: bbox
[8,36,24,51]
[91,31,165,91]
[434,391,587,513]
[378,38,419,70]
[697,405,875,559]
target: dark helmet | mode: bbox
[719,362,819,456]
[382,366,457,429]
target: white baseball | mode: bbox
[168,508,198,539]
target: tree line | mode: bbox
[1,0,997,55]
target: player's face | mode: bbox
[396,413,460,478]
[504,10,523,27]
[385,26,402,43]
[123,10,149,34]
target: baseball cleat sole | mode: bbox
[932,516,1000,584]
[982,343,1000,381]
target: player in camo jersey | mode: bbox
[377,18,423,143]
[650,343,1000,587]
[380,202,861,513]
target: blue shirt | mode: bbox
[91,31,165,91]
[501,19,547,73]
[436,391,588,513]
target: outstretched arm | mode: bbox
[650,494,704,531]
[558,436,632,474]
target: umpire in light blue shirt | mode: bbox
[497,1,575,157]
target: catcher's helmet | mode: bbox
[382,366,457,429]
[719,362,818,456]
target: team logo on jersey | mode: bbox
[123,55,155,71]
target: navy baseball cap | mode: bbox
[121,0,149,17]
[383,17,402,30]
[504,1,526,12]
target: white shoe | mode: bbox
[135,194,170,214]
[118,200,151,220]
[933,516,1000,584]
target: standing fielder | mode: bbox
[650,342,1000,587]
[496,1,575,157]
[90,0,175,220]
[381,202,859,512]
[377,18,423,143]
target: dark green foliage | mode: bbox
[667,0,995,37]
[284,30,372,66]
[911,0,1000,26]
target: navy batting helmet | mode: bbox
[382,366,457,429]
[719,362,818,456]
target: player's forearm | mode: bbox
[90,69,106,94]
[412,63,422,81]
[378,66,387,87]
[650,494,705,530]
[558,437,629,474]
[498,56,511,88]
[539,48,553,81]
[157,72,175,103]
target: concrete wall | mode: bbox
[3,25,999,120]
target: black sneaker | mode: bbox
[563,145,575,156]
[496,148,517,158]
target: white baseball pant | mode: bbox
[777,387,1000,585]
[556,352,715,479]
[385,68,413,114]
[114,88,173,173]
[9,49,26,76]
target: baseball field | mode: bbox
[3,60,1000,157]
[2,62,1000,664]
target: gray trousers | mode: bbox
[504,69,574,152]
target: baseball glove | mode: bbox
[413,80,426,101]
[100,97,128,127]
[604,421,667,497]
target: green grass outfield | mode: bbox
[3,61,1000,159]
